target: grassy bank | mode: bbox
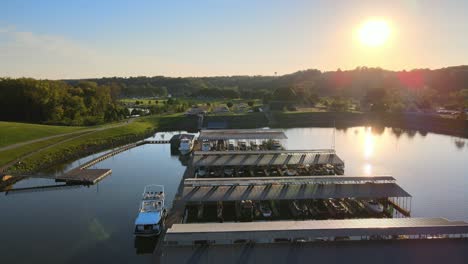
[203,113,268,128]
[0,132,91,168]
[0,121,84,148]
[7,114,196,173]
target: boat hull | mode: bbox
[134,229,162,237]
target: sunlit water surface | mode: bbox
[0,128,467,263]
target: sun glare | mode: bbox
[358,20,391,47]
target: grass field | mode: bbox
[0,132,90,167]
[6,114,195,172]
[0,121,85,148]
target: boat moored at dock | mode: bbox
[134,185,167,237]
[178,135,194,155]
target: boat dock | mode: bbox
[165,217,468,245]
[161,218,468,263]
[2,136,180,189]
[158,128,468,264]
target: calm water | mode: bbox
[0,127,467,263]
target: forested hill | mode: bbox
[63,66,468,100]
[1,66,467,126]
[0,79,128,125]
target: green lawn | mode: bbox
[7,114,196,173]
[0,132,89,167]
[0,121,84,148]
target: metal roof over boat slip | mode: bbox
[165,218,468,243]
[185,176,397,187]
[181,182,411,202]
[168,217,468,235]
[192,150,344,167]
[198,129,287,140]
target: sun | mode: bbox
[358,20,391,47]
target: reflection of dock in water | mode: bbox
[3,183,82,195]
[0,175,26,192]
[3,139,175,186]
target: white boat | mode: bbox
[259,201,272,218]
[285,168,298,176]
[364,200,384,214]
[178,136,193,155]
[134,185,167,237]
[272,140,282,150]
[196,167,207,177]
[201,140,211,151]
[227,140,236,150]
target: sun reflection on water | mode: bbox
[363,163,372,176]
[363,127,375,160]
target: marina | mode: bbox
[1,127,467,263]
[156,128,467,263]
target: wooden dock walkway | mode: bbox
[4,138,175,187]
[166,157,195,228]
[55,168,112,184]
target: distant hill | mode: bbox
[63,66,468,101]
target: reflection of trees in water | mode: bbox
[406,130,417,139]
[336,126,348,133]
[371,125,385,135]
[391,127,403,139]
[389,127,427,140]
[453,138,466,150]
[417,130,428,137]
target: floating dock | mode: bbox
[55,168,112,184]
[161,218,468,264]
[165,217,468,245]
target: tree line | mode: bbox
[67,66,468,111]
[0,78,128,125]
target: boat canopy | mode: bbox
[135,211,162,225]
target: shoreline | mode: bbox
[203,112,468,138]
[3,112,467,175]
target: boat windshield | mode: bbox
[141,200,163,212]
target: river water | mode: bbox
[0,127,467,263]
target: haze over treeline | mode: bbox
[1,66,468,126]
[69,66,468,108]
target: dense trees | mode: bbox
[2,66,467,126]
[68,66,468,112]
[0,78,127,125]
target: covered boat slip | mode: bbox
[184,175,397,187]
[180,182,410,202]
[160,239,468,264]
[192,150,344,168]
[198,129,287,140]
[165,218,468,245]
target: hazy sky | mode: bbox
[1,0,467,79]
